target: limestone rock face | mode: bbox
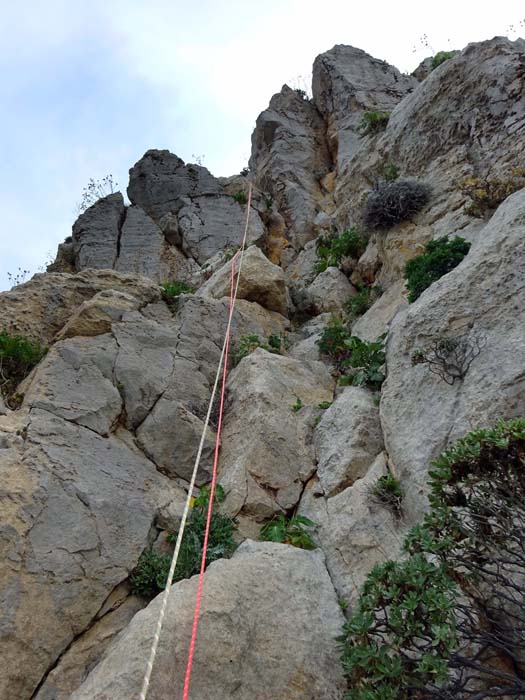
[300,454,405,607]
[305,267,355,314]
[314,386,384,496]
[114,205,168,280]
[72,193,125,270]
[0,269,161,344]
[381,189,525,522]
[127,149,221,220]
[312,45,417,172]
[177,194,266,264]
[0,408,180,700]
[70,542,346,700]
[198,245,289,315]
[250,85,333,249]
[219,349,333,519]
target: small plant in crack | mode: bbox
[291,397,304,413]
[411,334,485,385]
[260,514,316,550]
[0,330,47,408]
[161,280,194,311]
[368,473,404,518]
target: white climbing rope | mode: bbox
[139,182,254,700]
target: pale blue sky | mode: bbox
[1,0,523,290]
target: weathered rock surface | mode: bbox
[300,453,405,607]
[314,386,384,496]
[72,193,125,270]
[250,86,333,249]
[127,149,221,220]
[305,267,355,314]
[0,408,181,700]
[71,542,346,700]
[198,245,289,315]
[177,194,266,264]
[219,349,333,519]
[56,289,144,340]
[312,45,417,172]
[351,281,407,341]
[0,269,161,344]
[381,189,525,522]
[115,205,168,280]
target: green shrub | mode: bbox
[460,170,525,217]
[267,333,283,352]
[340,333,387,391]
[363,180,430,230]
[404,236,470,302]
[340,418,525,700]
[130,485,237,598]
[344,284,382,321]
[358,111,390,135]
[232,190,248,205]
[381,162,399,182]
[316,317,351,367]
[161,280,193,310]
[368,473,404,516]
[315,228,366,274]
[0,331,47,405]
[231,333,282,366]
[291,397,304,413]
[318,401,332,409]
[260,514,316,550]
[431,50,455,70]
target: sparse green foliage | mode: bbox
[232,333,282,366]
[318,401,332,409]
[267,333,283,352]
[358,111,390,135]
[0,331,47,406]
[431,51,455,70]
[316,317,351,367]
[260,514,316,550]
[291,397,304,413]
[341,418,525,700]
[404,236,470,302]
[130,484,237,598]
[232,190,248,205]
[340,333,387,391]
[315,228,366,274]
[460,169,525,217]
[369,473,404,517]
[161,280,194,310]
[363,180,430,230]
[381,162,400,182]
[344,284,382,321]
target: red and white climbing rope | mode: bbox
[139,182,254,700]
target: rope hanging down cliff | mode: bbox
[139,182,254,700]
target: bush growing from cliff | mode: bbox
[232,190,248,205]
[315,228,366,274]
[404,236,471,302]
[460,170,525,217]
[76,175,118,213]
[161,280,193,310]
[344,284,382,321]
[411,334,485,384]
[363,180,430,231]
[340,418,525,700]
[260,514,316,550]
[130,485,237,598]
[368,472,404,517]
[232,333,283,366]
[431,50,455,70]
[358,111,390,135]
[0,331,47,407]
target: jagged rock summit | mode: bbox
[1,37,524,700]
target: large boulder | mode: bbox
[305,267,355,314]
[127,149,221,220]
[114,205,169,281]
[314,386,384,496]
[72,193,125,270]
[300,453,405,607]
[250,85,333,249]
[219,349,334,519]
[70,542,346,700]
[198,245,289,315]
[381,189,525,522]
[177,194,266,264]
[0,269,160,344]
[0,408,181,700]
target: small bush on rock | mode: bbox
[404,236,470,302]
[368,473,404,517]
[161,280,193,310]
[460,170,525,217]
[130,485,237,598]
[77,175,118,213]
[260,514,316,550]
[358,111,390,135]
[0,331,47,407]
[344,284,382,321]
[339,333,387,391]
[363,180,430,231]
[232,191,248,205]
[340,418,525,700]
[315,228,366,274]
[431,50,455,70]
[316,317,352,368]
[411,334,485,385]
